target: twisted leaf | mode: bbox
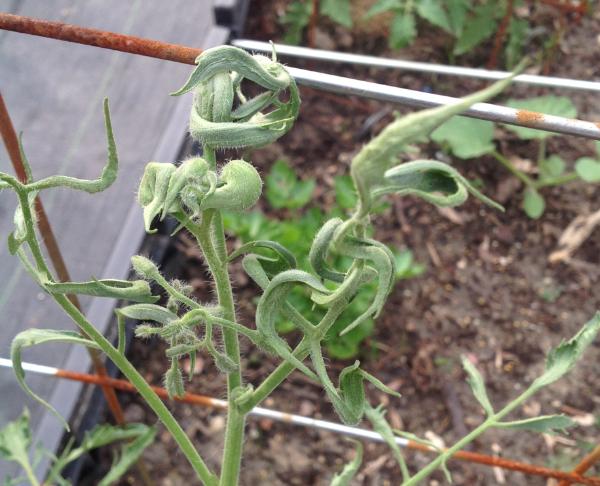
[45,279,158,303]
[11,329,100,429]
[310,218,346,283]
[374,159,503,211]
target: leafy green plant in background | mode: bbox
[280,0,532,66]
[432,95,600,218]
[1,46,599,485]
[0,409,154,486]
[223,160,424,359]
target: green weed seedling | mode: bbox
[0,409,154,486]
[432,95,600,218]
[281,0,533,66]
[2,45,599,485]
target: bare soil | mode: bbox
[91,2,600,485]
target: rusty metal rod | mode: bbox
[1,12,599,140]
[1,358,599,485]
[560,445,600,486]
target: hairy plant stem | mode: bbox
[195,146,245,486]
[15,187,218,486]
[22,460,40,486]
[241,301,347,413]
[403,383,541,485]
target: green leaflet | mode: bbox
[365,405,411,481]
[138,162,177,233]
[461,356,494,416]
[229,239,297,275]
[256,269,332,378]
[496,415,574,435]
[330,440,363,486]
[337,238,395,336]
[48,423,155,483]
[97,424,156,486]
[11,329,100,430]
[0,409,33,471]
[201,160,263,211]
[310,218,346,283]
[27,99,118,194]
[533,312,600,389]
[172,46,291,96]
[117,303,178,325]
[350,71,518,214]
[45,278,158,303]
[375,159,503,211]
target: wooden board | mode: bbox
[0,0,229,479]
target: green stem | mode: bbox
[21,460,40,486]
[17,188,218,486]
[491,150,535,187]
[536,172,578,188]
[196,145,246,486]
[403,384,540,485]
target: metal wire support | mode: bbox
[1,358,599,486]
[232,40,600,93]
[1,12,598,141]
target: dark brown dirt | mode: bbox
[93,2,600,485]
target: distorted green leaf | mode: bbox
[11,329,100,429]
[504,96,577,140]
[45,279,158,303]
[497,415,574,434]
[533,313,600,388]
[575,157,600,182]
[461,356,494,416]
[431,116,495,159]
[522,187,545,219]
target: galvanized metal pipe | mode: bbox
[233,40,600,93]
[286,66,600,140]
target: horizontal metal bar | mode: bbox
[287,66,600,140]
[1,12,598,140]
[233,40,600,93]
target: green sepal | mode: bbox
[165,360,185,398]
[11,329,100,430]
[45,279,158,303]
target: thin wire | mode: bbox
[1,359,599,485]
[233,40,600,93]
[0,12,599,140]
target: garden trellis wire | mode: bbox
[1,358,599,486]
[0,10,599,485]
[232,39,600,93]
